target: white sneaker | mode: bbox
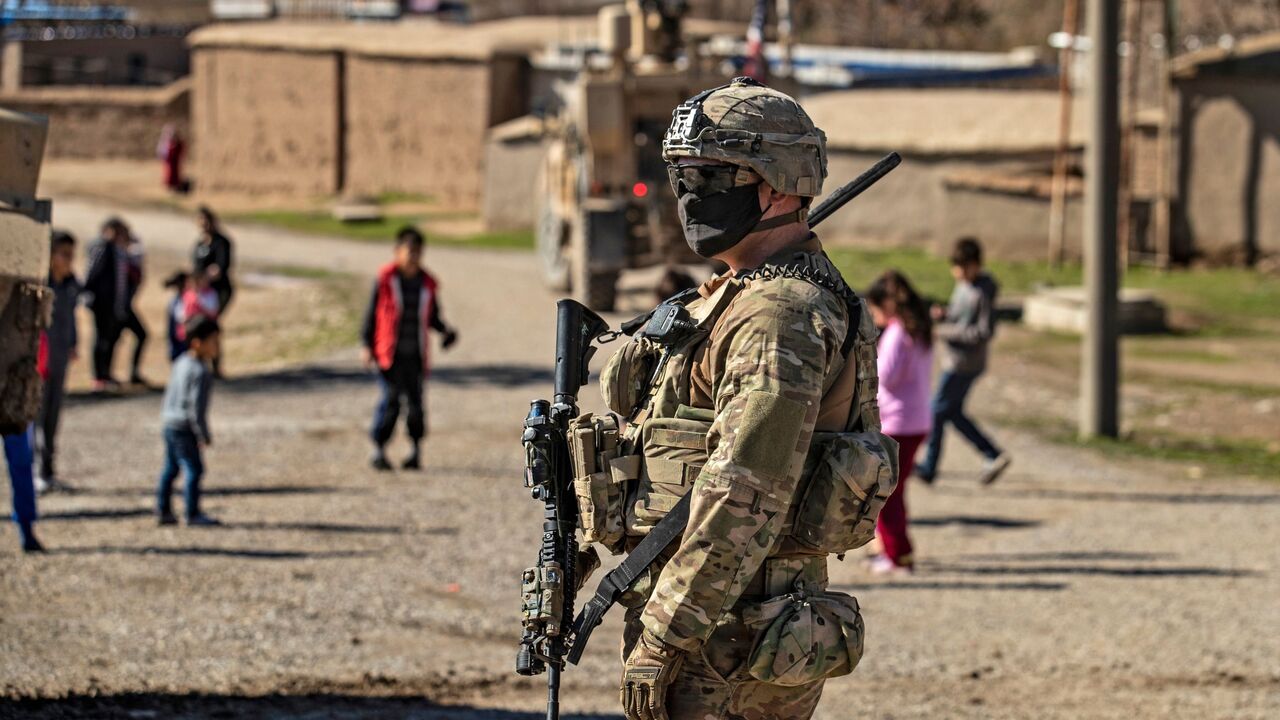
[979,453,1012,485]
[35,477,53,495]
[867,554,914,576]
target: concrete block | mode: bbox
[0,213,49,278]
[1023,286,1167,335]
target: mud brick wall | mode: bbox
[0,82,189,160]
[342,56,491,207]
[191,47,341,196]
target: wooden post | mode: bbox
[1048,0,1081,267]
[1116,0,1143,269]
[1153,0,1178,269]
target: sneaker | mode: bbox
[130,374,152,389]
[914,467,936,485]
[157,511,178,526]
[370,450,392,472]
[186,514,221,527]
[21,535,45,553]
[978,453,1012,485]
[36,477,71,495]
[401,454,421,471]
[867,554,913,576]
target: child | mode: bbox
[35,231,81,494]
[156,316,220,526]
[865,270,934,575]
[360,226,458,471]
[915,238,1011,486]
[163,271,189,361]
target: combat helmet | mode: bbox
[663,77,828,198]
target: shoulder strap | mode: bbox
[736,257,863,358]
[565,492,692,665]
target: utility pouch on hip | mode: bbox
[742,589,865,687]
[787,431,899,555]
[568,413,626,553]
[627,413,712,535]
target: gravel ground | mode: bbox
[1,200,1277,719]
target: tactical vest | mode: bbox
[569,254,899,562]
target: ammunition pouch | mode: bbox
[786,431,899,555]
[742,587,865,687]
[628,413,713,536]
[599,338,660,418]
[568,413,627,554]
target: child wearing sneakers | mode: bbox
[360,227,457,471]
[156,316,220,526]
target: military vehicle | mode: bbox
[535,0,729,311]
[0,108,52,434]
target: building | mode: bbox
[186,17,600,205]
[1169,31,1280,264]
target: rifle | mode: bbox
[517,299,610,720]
[806,152,901,229]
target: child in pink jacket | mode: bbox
[866,270,934,574]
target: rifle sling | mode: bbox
[565,492,692,665]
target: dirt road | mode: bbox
[2,200,1278,719]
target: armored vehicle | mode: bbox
[0,108,52,434]
[535,0,727,311]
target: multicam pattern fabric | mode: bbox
[663,79,828,199]
[639,245,852,652]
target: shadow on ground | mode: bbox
[929,484,1280,506]
[63,363,556,406]
[48,546,377,561]
[0,693,622,720]
[912,515,1041,529]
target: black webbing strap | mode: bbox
[565,492,693,665]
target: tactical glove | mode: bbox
[574,546,601,592]
[620,631,684,720]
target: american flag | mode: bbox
[741,0,769,82]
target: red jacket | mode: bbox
[370,263,439,372]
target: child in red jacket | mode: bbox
[360,227,457,471]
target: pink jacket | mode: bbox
[876,318,933,436]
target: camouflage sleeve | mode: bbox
[640,280,845,651]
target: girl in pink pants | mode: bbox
[866,271,934,573]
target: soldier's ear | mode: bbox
[757,181,789,211]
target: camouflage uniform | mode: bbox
[593,79,890,720]
[616,239,864,719]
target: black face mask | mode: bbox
[676,182,767,259]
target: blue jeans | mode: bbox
[5,427,38,540]
[917,369,1001,479]
[157,426,204,518]
[371,355,425,445]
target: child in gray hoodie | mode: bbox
[915,238,1012,486]
[156,316,220,526]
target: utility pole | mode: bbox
[1082,0,1121,439]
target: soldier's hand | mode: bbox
[621,632,683,720]
[574,546,601,592]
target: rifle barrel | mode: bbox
[807,152,902,228]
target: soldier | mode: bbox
[592,78,896,720]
